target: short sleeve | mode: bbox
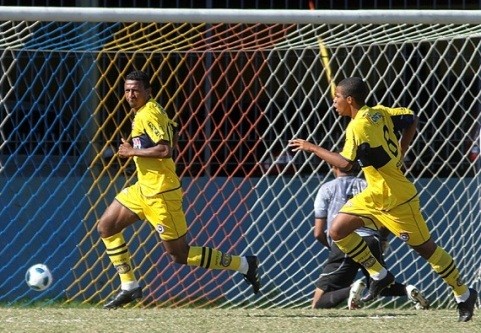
[313,184,330,218]
[340,121,358,162]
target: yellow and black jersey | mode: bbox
[131,99,180,196]
[340,104,417,211]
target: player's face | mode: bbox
[333,86,351,117]
[124,80,151,111]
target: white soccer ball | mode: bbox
[25,264,53,291]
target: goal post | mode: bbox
[0,7,479,309]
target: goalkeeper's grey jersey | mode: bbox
[314,175,378,245]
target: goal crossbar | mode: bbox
[1,7,481,25]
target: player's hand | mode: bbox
[118,138,134,158]
[288,138,316,153]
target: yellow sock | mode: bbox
[428,246,468,297]
[101,233,136,284]
[334,233,385,276]
[187,246,241,271]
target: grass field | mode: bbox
[0,306,478,333]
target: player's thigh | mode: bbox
[144,188,188,241]
[378,199,431,246]
[315,244,360,292]
[338,196,381,231]
[98,186,142,236]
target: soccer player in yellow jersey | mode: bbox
[97,70,260,309]
[289,77,478,322]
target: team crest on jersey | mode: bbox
[367,111,383,124]
[399,232,410,242]
[156,224,165,234]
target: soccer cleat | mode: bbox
[348,279,366,310]
[406,285,430,310]
[243,256,261,294]
[103,287,143,309]
[361,271,395,303]
[457,288,478,322]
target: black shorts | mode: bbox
[314,235,383,292]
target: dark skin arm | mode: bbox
[399,114,418,157]
[288,139,353,171]
[118,138,172,159]
[314,217,330,248]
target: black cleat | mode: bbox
[243,256,261,294]
[103,287,142,309]
[361,271,395,303]
[457,288,478,322]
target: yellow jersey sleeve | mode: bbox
[134,99,177,147]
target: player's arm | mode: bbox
[288,139,353,171]
[398,114,418,157]
[172,128,179,148]
[314,217,330,248]
[118,138,172,158]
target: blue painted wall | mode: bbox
[0,175,479,305]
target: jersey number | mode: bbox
[383,125,398,157]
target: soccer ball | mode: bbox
[25,264,53,291]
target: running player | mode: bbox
[289,77,477,322]
[312,165,428,310]
[97,70,260,309]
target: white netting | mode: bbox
[0,9,479,309]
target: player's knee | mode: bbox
[96,219,110,238]
[328,226,343,241]
[329,216,363,241]
[164,246,189,264]
[411,239,437,260]
[97,216,120,238]
[168,251,188,264]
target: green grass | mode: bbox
[0,306,478,333]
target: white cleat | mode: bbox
[406,285,430,310]
[348,279,366,310]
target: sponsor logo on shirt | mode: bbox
[148,121,161,138]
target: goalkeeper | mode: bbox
[311,164,428,310]
[289,77,477,322]
[97,70,260,309]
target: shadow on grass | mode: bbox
[246,312,418,319]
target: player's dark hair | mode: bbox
[125,70,151,89]
[338,77,368,104]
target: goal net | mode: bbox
[0,8,479,309]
